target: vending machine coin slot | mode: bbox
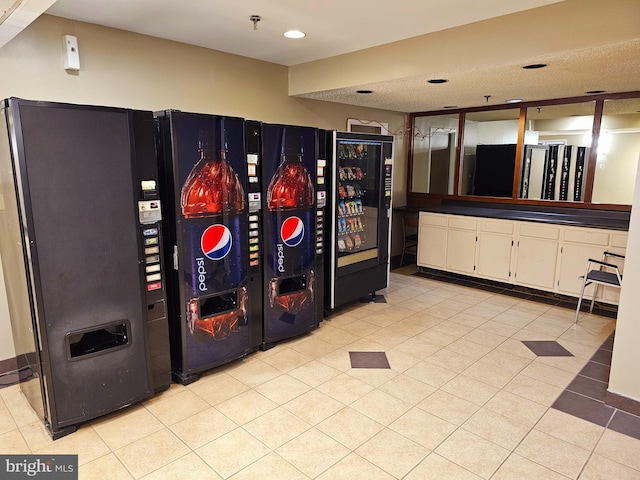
[147,300,166,322]
[138,200,162,224]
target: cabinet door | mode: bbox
[477,233,513,282]
[418,225,447,269]
[557,243,605,296]
[446,229,477,274]
[477,220,514,282]
[515,236,558,290]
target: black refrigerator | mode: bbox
[325,131,394,310]
[260,124,326,348]
[0,98,171,439]
[155,111,262,384]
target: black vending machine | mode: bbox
[325,131,394,310]
[155,111,262,384]
[0,98,171,439]
[260,124,326,348]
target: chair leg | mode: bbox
[575,279,588,324]
[589,283,598,314]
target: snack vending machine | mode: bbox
[325,131,394,310]
[0,98,171,439]
[260,124,326,348]
[155,111,262,384]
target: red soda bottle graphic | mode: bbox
[267,128,315,314]
[180,122,247,340]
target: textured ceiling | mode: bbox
[295,40,640,113]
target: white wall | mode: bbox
[608,153,640,402]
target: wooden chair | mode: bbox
[400,215,419,266]
[574,251,624,323]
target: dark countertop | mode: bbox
[394,201,630,231]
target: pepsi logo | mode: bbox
[280,216,304,247]
[201,224,232,260]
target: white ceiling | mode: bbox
[2,0,639,112]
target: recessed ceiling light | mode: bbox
[506,98,523,103]
[586,90,605,94]
[283,30,305,39]
[522,63,547,69]
[427,79,448,84]
[356,90,373,94]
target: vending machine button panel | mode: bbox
[145,254,160,264]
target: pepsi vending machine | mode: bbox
[155,111,262,384]
[261,124,326,348]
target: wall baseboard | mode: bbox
[0,356,19,389]
[606,390,640,417]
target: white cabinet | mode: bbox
[446,216,477,275]
[477,219,514,282]
[417,212,447,269]
[557,228,627,302]
[557,228,610,296]
[514,223,559,290]
[415,210,627,305]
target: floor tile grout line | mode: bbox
[5,266,620,478]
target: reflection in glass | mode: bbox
[592,99,640,204]
[520,103,594,202]
[463,109,520,197]
[521,145,547,200]
[411,114,458,194]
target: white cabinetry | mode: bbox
[446,216,477,275]
[416,211,628,305]
[514,223,560,290]
[477,219,514,282]
[557,228,627,302]
[557,228,610,296]
[417,212,447,269]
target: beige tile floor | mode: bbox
[2,266,640,479]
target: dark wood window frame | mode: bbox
[407,91,640,212]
